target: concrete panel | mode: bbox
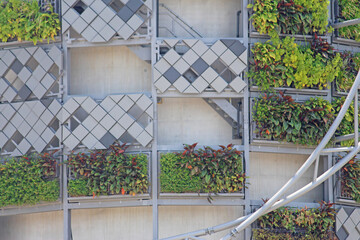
[159,0,242,38]
[0,211,63,240]
[71,207,152,240]
[159,206,244,240]
[69,46,151,98]
[158,98,240,145]
[249,152,324,202]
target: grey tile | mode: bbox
[228,41,247,57]
[126,0,143,12]
[163,66,181,84]
[220,39,235,48]
[91,16,107,32]
[72,16,88,33]
[63,9,80,25]
[18,85,31,101]
[109,15,125,31]
[82,133,97,149]
[99,132,116,148]
[81,7,97,23]
[11,60,23,74]
[192,58,208,75]
[109,123,125,139]
[337,226,348,240]
[73,124,89,140]
[118,95,135,112]
[18,67,31,83]
[117,24,134,40]
[117,5,133,22]
[99,6,116,23]
[90,0,107,13]
[82,26,97,41]
[154,76,171,93]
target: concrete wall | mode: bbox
[0,211,63,240]
[69,46,151,99]
[159,0,242,38]
[249,152,324,202]
[158,98,241,146]
[159,206,244,240]
[71,207,153,240]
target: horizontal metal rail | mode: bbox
[332,18,360,29]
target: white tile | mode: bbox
[211,76,228,93]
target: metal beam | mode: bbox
[0,204,62,216]
[332,18,360,29]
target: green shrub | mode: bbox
[0,153,59,207]
[160,144,246,195]
[338,0,360,41]
[160,153,201,193]
[67,143,148,197]
[248,37,342,90]
[253,93,334,145]
[0,0,60,44]
[248,0,329,37]
[253,201,336,239]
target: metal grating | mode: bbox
[154,39,247,94]
[62,0,152,42]
[0,46,62,103]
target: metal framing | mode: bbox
[1,0,360,239]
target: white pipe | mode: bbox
[313,156,319,182]
[221,70,360,239]
[355,91,358,145]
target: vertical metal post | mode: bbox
[354,90,358,145]
[313,156,319,182]
[242,0,250,239]
[327,154,334,203]
[151,1,159,239]
[63,155,71,240]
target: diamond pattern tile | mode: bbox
[336,206,360,240]
[0,46,62,103]
[154,39,247,94]
[61,94,153,150]
[0,99,61,156]
[62,0,152,41]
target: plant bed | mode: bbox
[159,144,246,201]
[0,151,60,208]
[252,93,334,145]
[247,0,330,39]
[333,0,360,45]
[336,156,360,204]
[333,52,360,95]
[67,143,149,198]
[252,201,336,240]
[248,36,342,91]
[0,0,60,45]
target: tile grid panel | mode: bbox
[62,0,152,42]
[154,39,247,94]
[336,207,360,240]
[0,94,154,156]
[0,45,62,103]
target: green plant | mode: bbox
[338,0,360,41]
[253,93,334,145]
[160,144,246,200]
[333,97,360,147]
[248,37,343,90]
[253,201,336,239]
[248,0,329,37]
[336,52,360,93]
[160,153,201,193]
[67,143,148,197]
[0,0,60,44]
[0,152,60,207]
[68,179,90,197]
[340,157,360,202]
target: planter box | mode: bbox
[332,0,360,46]
[68,194,151,203]
[250,85,329,96]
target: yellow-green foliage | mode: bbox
[338,0,360,41]
[0,0,60,44]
